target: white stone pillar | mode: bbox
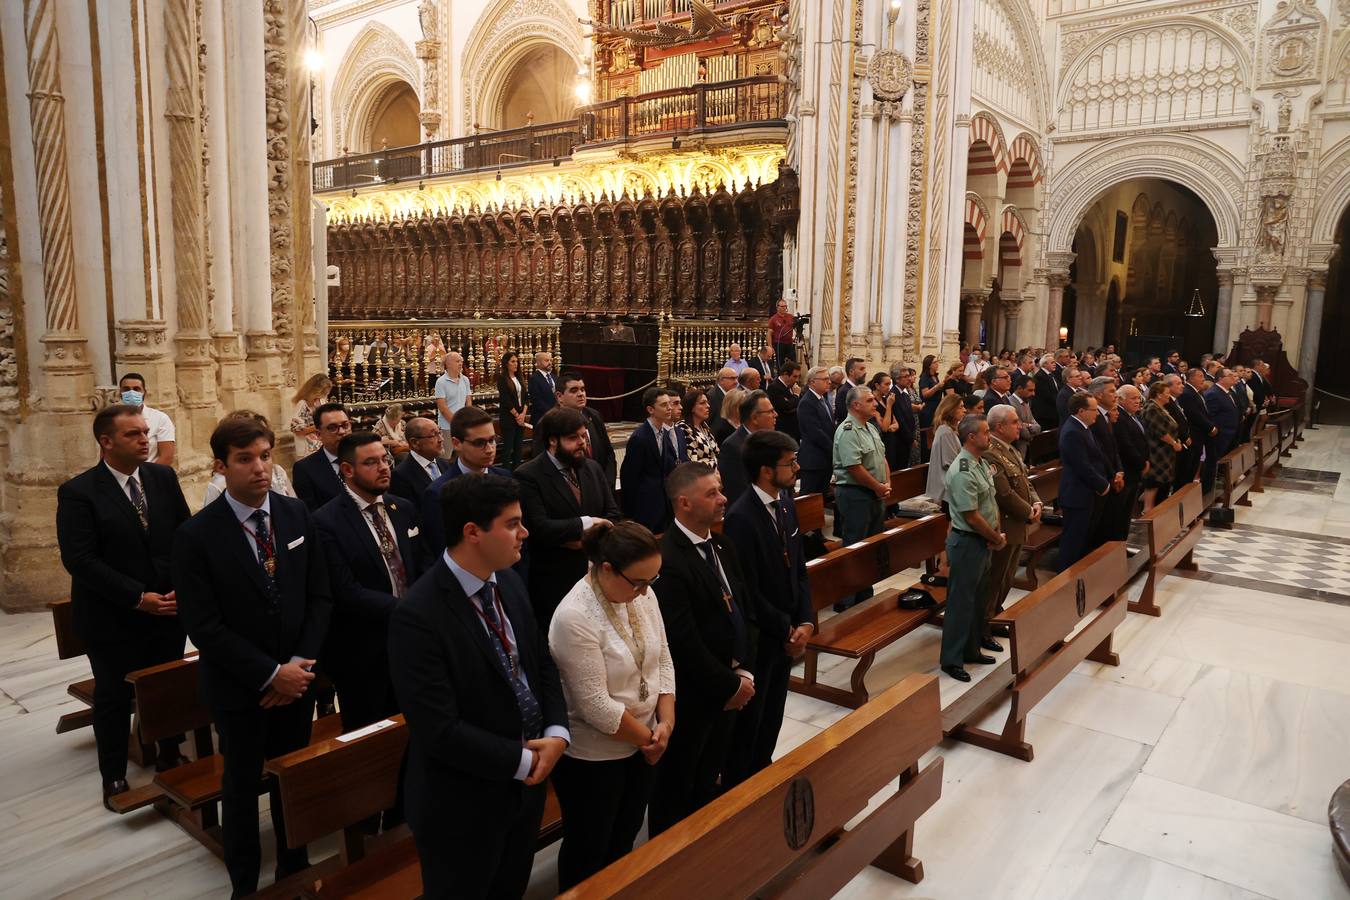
[1212,268,1234,353]
[1298,268,1326,390]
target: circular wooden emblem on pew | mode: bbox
[783,777,816,850]
[1075,578,1087,618]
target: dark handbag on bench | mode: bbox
[920,572,947,587]
[1039,510,1064,525]
[898,588,937,610]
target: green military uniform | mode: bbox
[940,447,1001,668]
[831,414,889,609]
[983,436,1042,639]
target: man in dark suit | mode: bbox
[1113,384,1149,540]
[1233,365,1256,444]
[747,344,776,382]
[797,365,836,496]
[515,407,620,628]
[722,432,812,788]
[419,406,512,555]
[1162,351,1182,377]
[1248,358,1274,410]
[765,360,802,439]
[982,366,1012,409]
[1163,374,1195,484]
[650,463,757,835]
[619,386,686,532]
[1085,378,1127,545]
[1203,367,1242,492]
[528,351,558,417]
[1056,393,1111,571]
[57,404,193,810]
[389,416,451,502]
[833,357,867,424]
[705,367,739,435]
[1178,369,1216,489]
[718,389,778,505]
[891,365,919,466]
[388,474,569,900]
[1056,366,1086,425]
[1032,353,1061,428]
[556,371,617,489]
[313,432,424,733]
[175,416,332,896]
[292,401,351,510]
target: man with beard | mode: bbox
[514,407,621,629]
[556,371,618,489]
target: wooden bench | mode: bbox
[941,542,1128,761]
[792,514,949,709]
[262,717,563,899]
[1215,442,1257,522]
[562,674,945,898]
[1026,427,1060,466]
[48,598,96,736]
[1131,481,1205,617]
[1012,466,1063,591]
[1253,423,1278,490]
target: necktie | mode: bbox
[561,467,582,505]
[127,476,149,530]
[697,541,747,664]
[476,583,543,739]
[426,460,438,480]
[771,497,791,568]
[247,509,282,608]
[366,504,407,598]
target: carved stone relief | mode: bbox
[1256,0,1326,89]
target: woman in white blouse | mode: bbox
[548,521,675,890]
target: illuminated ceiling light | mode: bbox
[1184,288,1206,318]
[574,80,593,103]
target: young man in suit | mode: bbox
[833,357,868,424]
[57,404,193,810]
[1085,378,1127,546]
[515,407,621,628]
[796,365,836,495]
[313,432,424,733]
[766,360,802,439]
[292,402,351,510]
[419,406,512,554]
[174,416,332,896]
[556,371,617,489]
[718,390,778,505]
[722,432,812,787]
[1202,367,1243,492]
[619,386,686,532]
[1162,351,1182,377]
[389,416,450,502]
[528,351,558,417]
[388,474,569,900]
[1055,393,1112,571]
[649,463,757,835]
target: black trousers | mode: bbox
[551,752,657,891]
[799,467,830,497]
[1175,444,1202,490]
[1057,497,1103,571]
[1112,479,1142,540]
[723,642,792,789]
[86,627,186,784]
[648,702,735,837]
[214,697,315,896]
[774,342,796,366]
[412,781,546,900]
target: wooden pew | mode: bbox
[792,514,949,709]
[794,492,825,534]
[1131,481,1205,617]
[1215,442,1257,522]
[1026,427,1060,466]
[884,463,929,506]
[1012,466,1063,591]
[1253,423,1278,490]
[48,598,96,736]
[941,542,1128,761]
[562,674,945,898]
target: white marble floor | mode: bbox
[3,427,1349,898]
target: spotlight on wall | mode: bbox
[887,0,902,24]
[574,80,592,103]
[304,49,323,74]
[1058,325,1069,345]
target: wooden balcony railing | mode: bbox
[312,76,786,192]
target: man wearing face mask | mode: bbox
[515,407,621,630]
[118,372,177,466]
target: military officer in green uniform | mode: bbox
[831,385,891,611]
[983,405,1042,649]
[941,414,1005,682]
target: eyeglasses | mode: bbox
[321,421,352,433]
[460,437,495,449]
[615,568,660,591]
[775,459,800,470]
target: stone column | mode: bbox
[1254,284,1278,329]
[1044,271,1069,349]
[960,288,989,347]
[1298,268,1327,390]
[1212,268,1234,353]
[1002,296,1022,350]
[286,0,321,381]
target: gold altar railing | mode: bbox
[668,319,767,386]
[327,319,562,413]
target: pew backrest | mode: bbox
[1221,444,1257,494]
[1027,428,1060,466]
[50,599,84,660]
[885,464,928,504]
[1003,541,1127,675]
[1139,481,1204,558]
[794,492,825,534]
[804,514,948,613]
[126,655,209,744]
[1028,466,1062,505]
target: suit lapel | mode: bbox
[95,464,149,536]
[213,496,274,599]
[440,565,512,687]
[386,499,418,571]
[338,493,387,581]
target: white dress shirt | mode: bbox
[410,451,440,482]
[222,491,299,691]
[103,461,143,504]
[140,404,175,464]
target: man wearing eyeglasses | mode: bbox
[419,406,512,556]
[292,402,352,511]
[389,416,452,502]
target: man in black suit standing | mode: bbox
[1162,351,1182,377]
[797,365,836,496]
[388,416,450,502]
[1203,368,1243,492]
[891,364,919,466]
[705,367,738,435]
[766,360,802,439]
[515,407,620,628]
[747,344,777,382]
[1056,366,1086,425]
[1248,358,1274,410]
[722,432,812,788]
[292,401,351,510]
[313,432,423,733]
[1163,374,1195,485]
[174,416,332,896]
[528,351,558,417]
[389,474,569,900]
[718,389,778,505]
[556,371,617,489]
[983,366,1013,409]
[619,386,686,532]
[650,463,757,835]
[1113,385,1149,539]
[1056,393,1111,571]
[1178,369,1216,489]
[1032,353,1061,428]
[833,357,868,424]
[57,404,193,810]
[419,406,512,554]
[1085,378,1127,545]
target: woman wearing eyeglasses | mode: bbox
[547,521,675,891]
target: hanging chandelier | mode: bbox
[1183,288,1206,318]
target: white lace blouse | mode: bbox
[548,575,676,762]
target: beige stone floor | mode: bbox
[3,427,1350,898]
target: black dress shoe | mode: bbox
[990,624,1011,638]
[980,638,1003,653]
[155,753,190,773]
[941,665,971,682]
[964,653,997,665]
[102,779,130,812]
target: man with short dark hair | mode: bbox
[117,372,176,466]
[1202,367,1242,491]
[57,404,193,811]
[766,360,802,439]
[833,357,868,423]
[983,366,1012,408]
[389,416,451,502]
[718,389,777,505]
[515,407,620,627]
[1056,393,1111,571]
[1162,351,1181,377]
[293,401,351,510]
[420,406,512,554]
[556,371,617,488]
[389,474,569,899]
[723,431,812,787]
[175,415,332,895]
[620,386,686,532]
[1009,373,1042,458]
[1179,368,1216,490]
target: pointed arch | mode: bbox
[331,22,421,153]
[460,0,586,131]
[969,113,1009,174]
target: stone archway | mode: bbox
[330,22,421,154]
[460,0,585,132]
[1314,206,1350,415]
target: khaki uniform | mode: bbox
[983,436,1042,637]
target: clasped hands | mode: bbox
[524,736,568,785]
[137,590,177,616]
[261,658,316,708]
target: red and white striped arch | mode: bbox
[964,196,988,260]
[999,206,1026,252]
[1007,134,1043,188]
[968,114,1008,176]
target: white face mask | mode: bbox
[121,390,144,406]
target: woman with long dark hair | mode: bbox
[496,350,528,469]
[679,388,720,467]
